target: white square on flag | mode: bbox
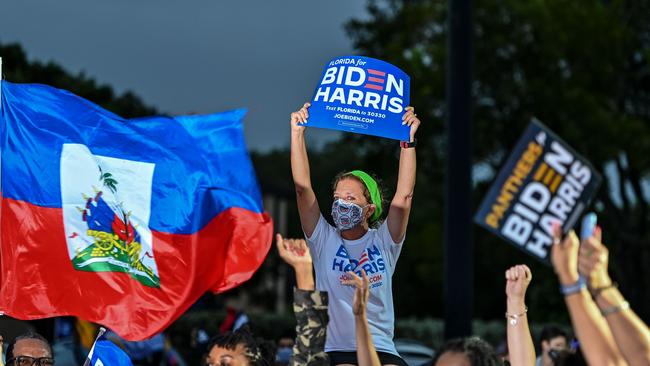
[60,143,159,287]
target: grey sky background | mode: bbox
[0,1,369,151]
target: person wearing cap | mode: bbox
[289,102,420,366]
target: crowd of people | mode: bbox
[202,104,650,366]
[183,221,650,366]
[1,105,649,366]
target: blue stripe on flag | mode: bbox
[1,81,264,234]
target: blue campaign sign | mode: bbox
[474,120,602,264]
[307,56,411,141]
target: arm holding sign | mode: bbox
[386,106,419,244]
[504,265,535,366]
[551,227,625,366]
[578,229,650,366]
[291,103,321,237]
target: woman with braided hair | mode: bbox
[290,103,420,366]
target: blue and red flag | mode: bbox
[0,80,273,340]
[88,338,134,366]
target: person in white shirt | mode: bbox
[289,102,420,366]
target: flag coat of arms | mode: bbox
[0,81,273,340]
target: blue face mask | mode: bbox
[331,199,367,231]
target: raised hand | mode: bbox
[276,233,312,269]
[505,264,532,300]
[551,223,581,285]
[276,233,314,291]
[578,226,612,290]
[341,270,370,316]
[504,265,535,366]
[402,106,421,142]
[290,102,310,133]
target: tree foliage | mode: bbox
[1,42,157,118]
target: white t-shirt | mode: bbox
[306,215,404,355]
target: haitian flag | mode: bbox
[0,81,273,340]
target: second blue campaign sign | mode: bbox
[307,56,411,141]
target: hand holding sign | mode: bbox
[290,103,310,133]
[578,226,612,290]
[551,224,581,285]
[402,106,420,143]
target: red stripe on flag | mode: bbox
[364,84,383,91]
[367,69,386,77]
[368,77,385,83]
[358,258,369,266]
[0,195,273,340]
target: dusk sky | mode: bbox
[0,1,369,151]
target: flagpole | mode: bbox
[82,327,107,366]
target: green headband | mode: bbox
[349,170,382,222]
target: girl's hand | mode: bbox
[290,102,310,133]
[402,106,421,142]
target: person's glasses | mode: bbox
[8,356,55,366]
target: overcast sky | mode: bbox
[0,1,369,151]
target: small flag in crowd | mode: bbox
[0,80,273,340]
[89,340,134,366]
[85,329,133,366]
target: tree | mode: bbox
[344,0,650,321]
[1,42,157,118]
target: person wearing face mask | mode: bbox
[290,102,420,366]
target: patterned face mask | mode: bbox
[331,198,368,231]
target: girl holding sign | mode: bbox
[290,102,419,366]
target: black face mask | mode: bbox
[548,349,581,366]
